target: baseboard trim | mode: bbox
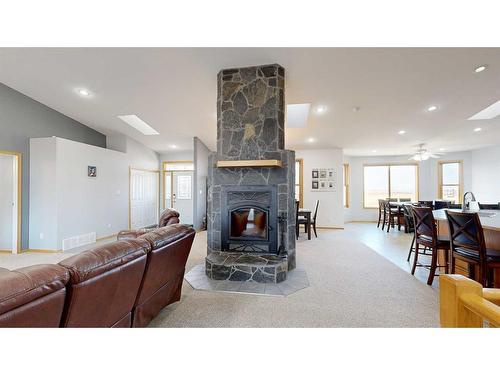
[96,233,118,241]
[316,226,344,230]
[346,220,377,224]
[22,249,63,254]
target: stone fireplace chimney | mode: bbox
[206,64,296,283]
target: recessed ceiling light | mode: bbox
[427,105,438,112]
[286,103,311,128]
[77,88,91,97]
[398,130,406,135]
[468,99,500,120]
[372,149,377,153]
[117,115,160,135]
[474,65,487,73]
[314,105,327,114]
[439,148,446,151]
[307,137,315,143]
[170,144,177,149]
[474,127,482,132]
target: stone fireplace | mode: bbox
[206,64,296,283]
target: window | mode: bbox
[363,164,418,208]
[295,159,303,207]
[438,161,462,204]
[343,163,349,207]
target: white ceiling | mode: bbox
[0,48,499,156]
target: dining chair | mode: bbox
[446,210,500,287]
[478,203,500,210]
[311,200,320,237]
[418,200,434,209]
[377,199,386,229]
[411,206,450,285]
[402,203,416,260]
[434,200,451,210]
[295,200,300,239]
[384,200,404,232]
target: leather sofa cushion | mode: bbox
[117,228,155,240]
[0,264,69,315]
[59,238,151,283]
[140,224,195,250]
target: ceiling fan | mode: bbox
[409,143,443,161]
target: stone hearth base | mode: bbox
[186,265,309,296]
[205,251,288,283]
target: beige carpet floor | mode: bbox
[0,225,440,327]
[149,229,439,327]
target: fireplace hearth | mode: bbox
[206,64,296,283]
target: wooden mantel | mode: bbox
[216,159,283,168]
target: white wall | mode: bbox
[295,148,344,228]
[193,137,211,230]
[471,145,500,203]
[344,151,472,222]
[30,136,159,250]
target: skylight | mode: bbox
[468,99,500,120]
[286,103,311,128]
[117,115,160,135]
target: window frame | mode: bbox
[362,163,420,209]
[438,160,463,204]
[343,163,350,208]
[295,158,304,208]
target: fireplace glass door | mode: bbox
[230,207,268,240]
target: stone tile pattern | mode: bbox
[205,251,288,283]
[207,64,296,271]
[185,264,310,296]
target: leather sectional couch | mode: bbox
[0,223,195,328]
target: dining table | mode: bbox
[433,208,500,287]
[298,208,312,240]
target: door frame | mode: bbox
[128,167,160,230]
[0,150,22,254]
[162,160,194,210]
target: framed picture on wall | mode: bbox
[312,169,319,179]
[312,181,319,189]
[88,166,97,177]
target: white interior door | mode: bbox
[0,154,19,253]
[172,171,193,225]
[130,169,159,229]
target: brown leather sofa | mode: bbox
[59,238,150,327]
[0,223,195,328]
[117,208,180,240]
[0,265,69,327]
[132,224,195,327]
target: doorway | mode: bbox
[129,168,160,230]
[163,161,194,226]
[0,151,21,254]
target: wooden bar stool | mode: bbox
[446,210,500,287]
[385,200,404,232]
[377,199,386,229]
[411,206,449,285]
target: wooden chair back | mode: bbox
[445,211,486,260]
[434,201,451,210]
[312,200,320,222]
[412,206,438,244]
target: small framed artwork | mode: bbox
[88,166,97,177]
[319,169,327,179]
[328,181,334,188]
[312,181,319,189]
[328,170,334,178]
[312,169,319,179]
[320,181,326,189]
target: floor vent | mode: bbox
[62,232,97,251]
